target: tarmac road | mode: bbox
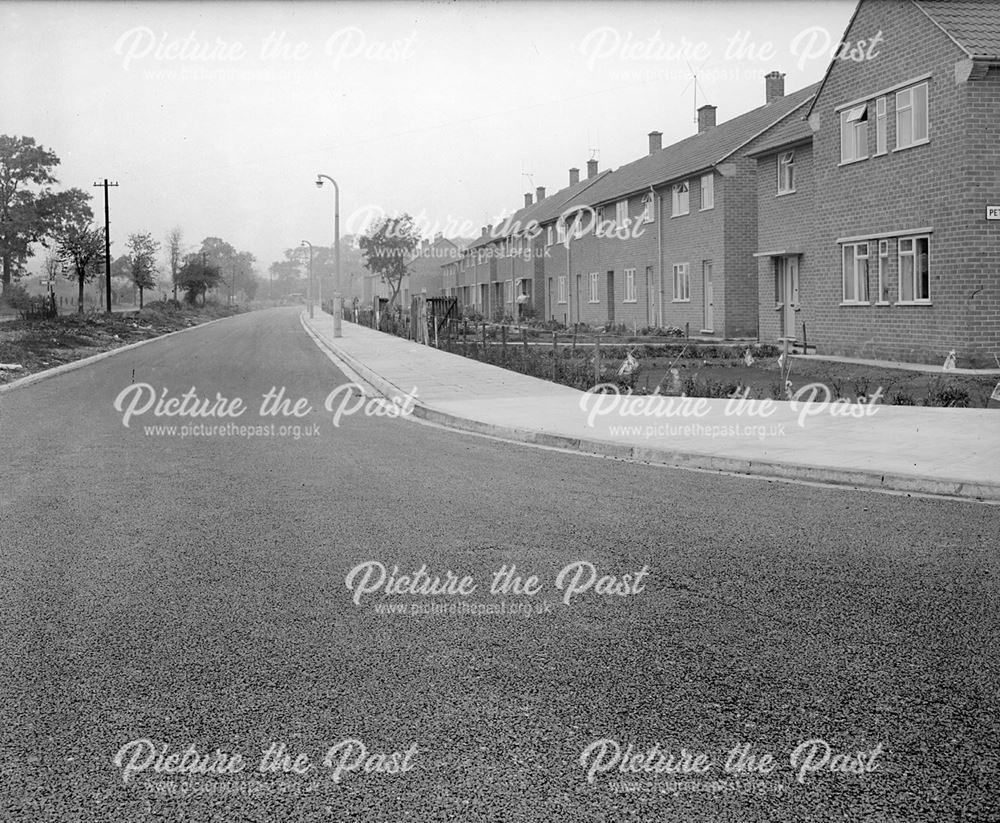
[2,307,997,822]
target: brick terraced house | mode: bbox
[531,75,818,336]
[753,0,1000,365]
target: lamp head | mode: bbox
[315,178,323,188]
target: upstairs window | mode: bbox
[615,200,628,228]
[777,151,795,194]
[556,221,566,244]
[546,225,554,246]
[896,83,928,149]
[840,104,868,163]
[875,96,887,155]
[842,242,870,303]
[898,236,930,302]
[596,206,606,233]
[671,182,689,216]
[700,174,714,210]
[641,193,654,223]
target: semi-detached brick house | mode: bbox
[537,76,818,337]
[753,0,1000,365]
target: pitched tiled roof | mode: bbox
[467,170,612,247]
[745,112,814,158]
[555,82,819,214]
[914,0,1000,59]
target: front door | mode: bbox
[606,271,615,325]
[780,256,799,339]
[702,261,714,332]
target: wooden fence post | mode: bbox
[594,336,602,383]
[501,324,507,360]
[552,332,558,381]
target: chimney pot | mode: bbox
[569,167,580,186]
[524,192,533,207]
[481,226,488,237]
[648,131,663,154]
[697,104,717,133]
[586,159,598,178]
[536,186,546,201]
[765,71,785,103]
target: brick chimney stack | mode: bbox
[765,71,785,103]
[587,159,598,178]
[648,131,662,154]
[524,192,533,207]
[569,167,580,186]
[697,104,717,133]
[536,186,546,201]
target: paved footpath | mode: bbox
[303,312,1000,502]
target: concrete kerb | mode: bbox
[301,314,1000,504]
[0,314,234,395]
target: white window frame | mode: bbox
[898,235,930,303]
[700,173,714,210]
[777,151,795,194]
[615,200,628,229]
[546,225,554,246]
[895,82,929,151]
[505,279,513,303]
[556,221,566,244]
[840,104,868,164]
[624,268,636,302]
[596,206,606,234]
[641,193,654,223]
[557,275,567,304]
[588,272,600,303]
[672,262,690,302]
[875,96,887,155]
[841,242,870,304]
[877,239,890,303]
[671,182,689,216]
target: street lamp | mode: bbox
[315,174,341,338]
[300,240,314,319]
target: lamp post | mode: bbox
[300,240,314,319]
[315,174,341,338]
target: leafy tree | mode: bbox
[165,227,184,301]
[0,135,91,295]
[177,253,221,305]
[243,275,260,302]
[358,214,420,310]
[126,232,160,308]
[57,219,106,314]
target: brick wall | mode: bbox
[756,141,819,344]
[807,0,1000,365]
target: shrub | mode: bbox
[923,379,971,408]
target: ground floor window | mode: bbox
[898,235,930,303]
[841,242,870,303]
[624,268,636,302]
[557,276,567,304]
[589,272,600,303]
[672,263,689,301]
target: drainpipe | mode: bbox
[566,229,572,326]
[656,189,664,328]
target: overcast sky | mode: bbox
[2,0,855,277]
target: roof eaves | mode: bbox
[715,93,816,166]
[910,0,975,58]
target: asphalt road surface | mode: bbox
[2,307,998,822]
